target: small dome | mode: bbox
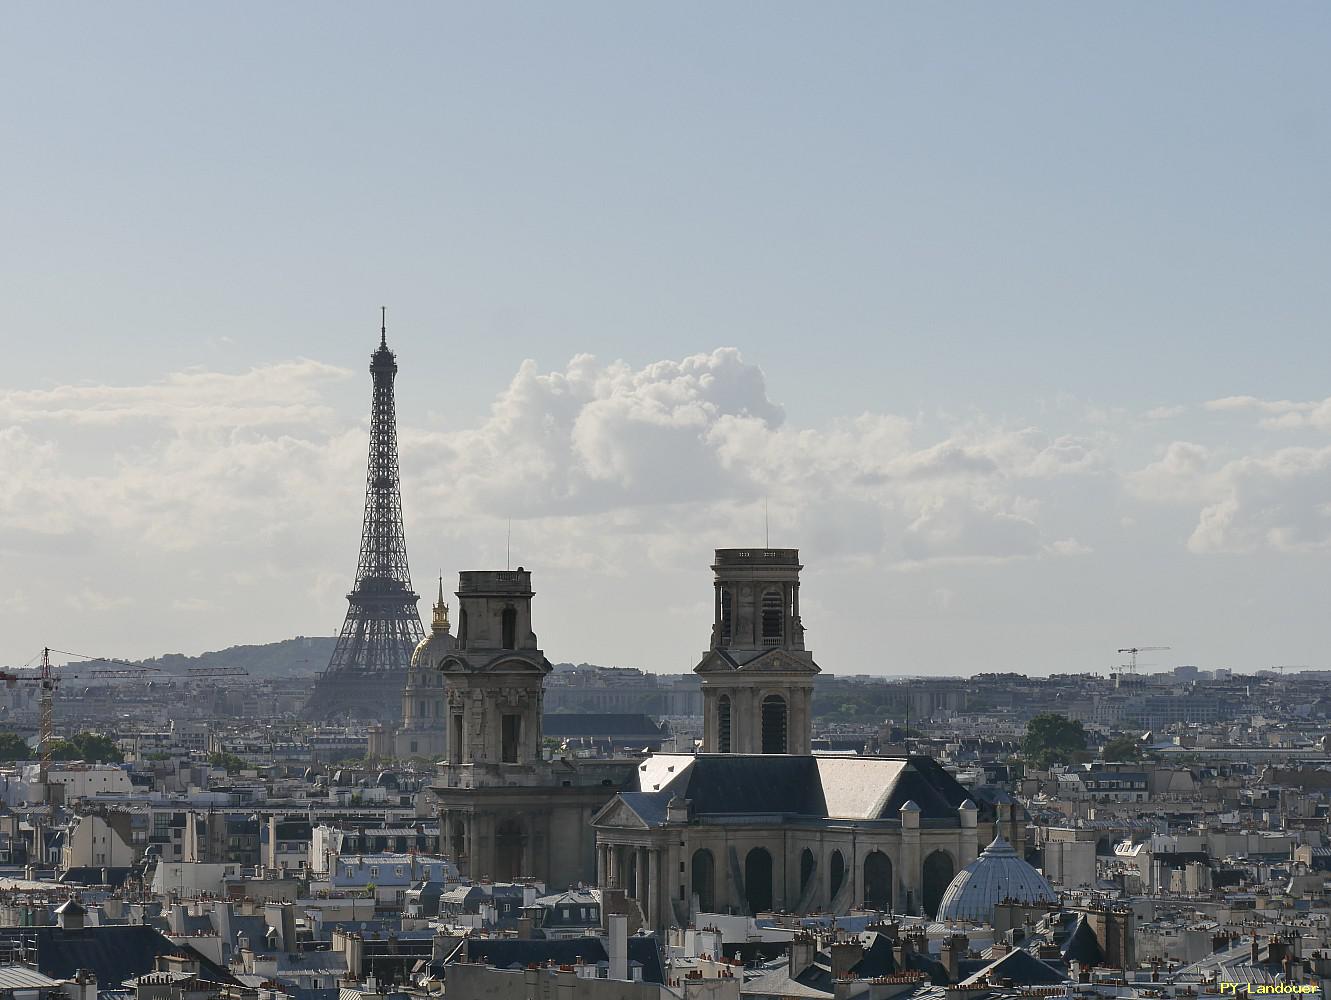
[411,579,454,669]
[936,835,1055,925]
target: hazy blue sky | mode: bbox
[2,4,1329,675]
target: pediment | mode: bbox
[735,649,820,674]
[590,796,650,831]
[480,653,551,674]
[693,651,737,675]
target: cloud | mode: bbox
[1127,442,1212,504]
[1188,446,1331,554]
[407,351,1106,568]
[0,349,1172,664]
[0,360,349,430]
[1204,394,1331,432]
[1145,405,1185,420]
[900,498,1041,563]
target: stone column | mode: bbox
[596,844,607,887]
[900,801,921,915]
[647,849,660,930]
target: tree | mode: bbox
[1021,713,1087,768]
[0,733,32,761]
[207,751,249,774]
[1102,734,1142,762]
[70,732,123,764]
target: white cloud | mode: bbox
[1204,394,1331,432]
[16,347,1322,667]
[1127,442,1213,504]
[1188,446,1331,554]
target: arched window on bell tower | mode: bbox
[501,606,517,650]
[719,587,733,646]
[717,695,732,753]
[761,589,783,646]
[761,694,787,753]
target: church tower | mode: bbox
[438,568,549,767]
[695,548,819,754]
[432,566,633,887]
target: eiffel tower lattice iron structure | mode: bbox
[304,311,425,721]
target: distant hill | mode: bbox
[130,636,337,679]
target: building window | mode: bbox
[501,607,517,650]
[717,696,732,754]
[370,866,379,878]
[501,714,522,763]
[761,589,784,645]
[761,694,787,754]
[719,588,733,646]
[691,849,716,913]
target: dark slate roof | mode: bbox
[620,753,981,823]
[963,948,1068,987]
[1061,916,1105,966]
[542,714,666,738]
[0,925,240,988]
[461,936,665,985]
[60,867,137,889]
[635,755,827,815]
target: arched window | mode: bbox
[761,589,783,645]
[457,608,468,644]
[922,850,955,918]
[691,849,715,913]
[744,847,773,914]
[761,694,787,754]
[829,850,846,902]
[495,818,523,882]
[864,851,893,911]
[719,587,733,646]
[449,819,465,860]
[799,849,816,899]
[501,606,517,650]
[717,695,732,753]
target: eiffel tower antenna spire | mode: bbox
[305,312,425,721]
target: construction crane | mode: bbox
[1117,646,1172,675]
[0,648,159,790]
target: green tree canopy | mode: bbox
[1021,713,1087,768]
[207,751,249,774]
[0,733,32,761]
[1103,734,1142,761]
[46,732,123,764]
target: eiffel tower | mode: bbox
[304,311,425,721]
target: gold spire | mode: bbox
[431,575,449,633]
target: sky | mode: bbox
[2,4,1329,675]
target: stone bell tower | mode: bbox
[432,566,635,888]
[695,548,819,755]
[438,568,548,767]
